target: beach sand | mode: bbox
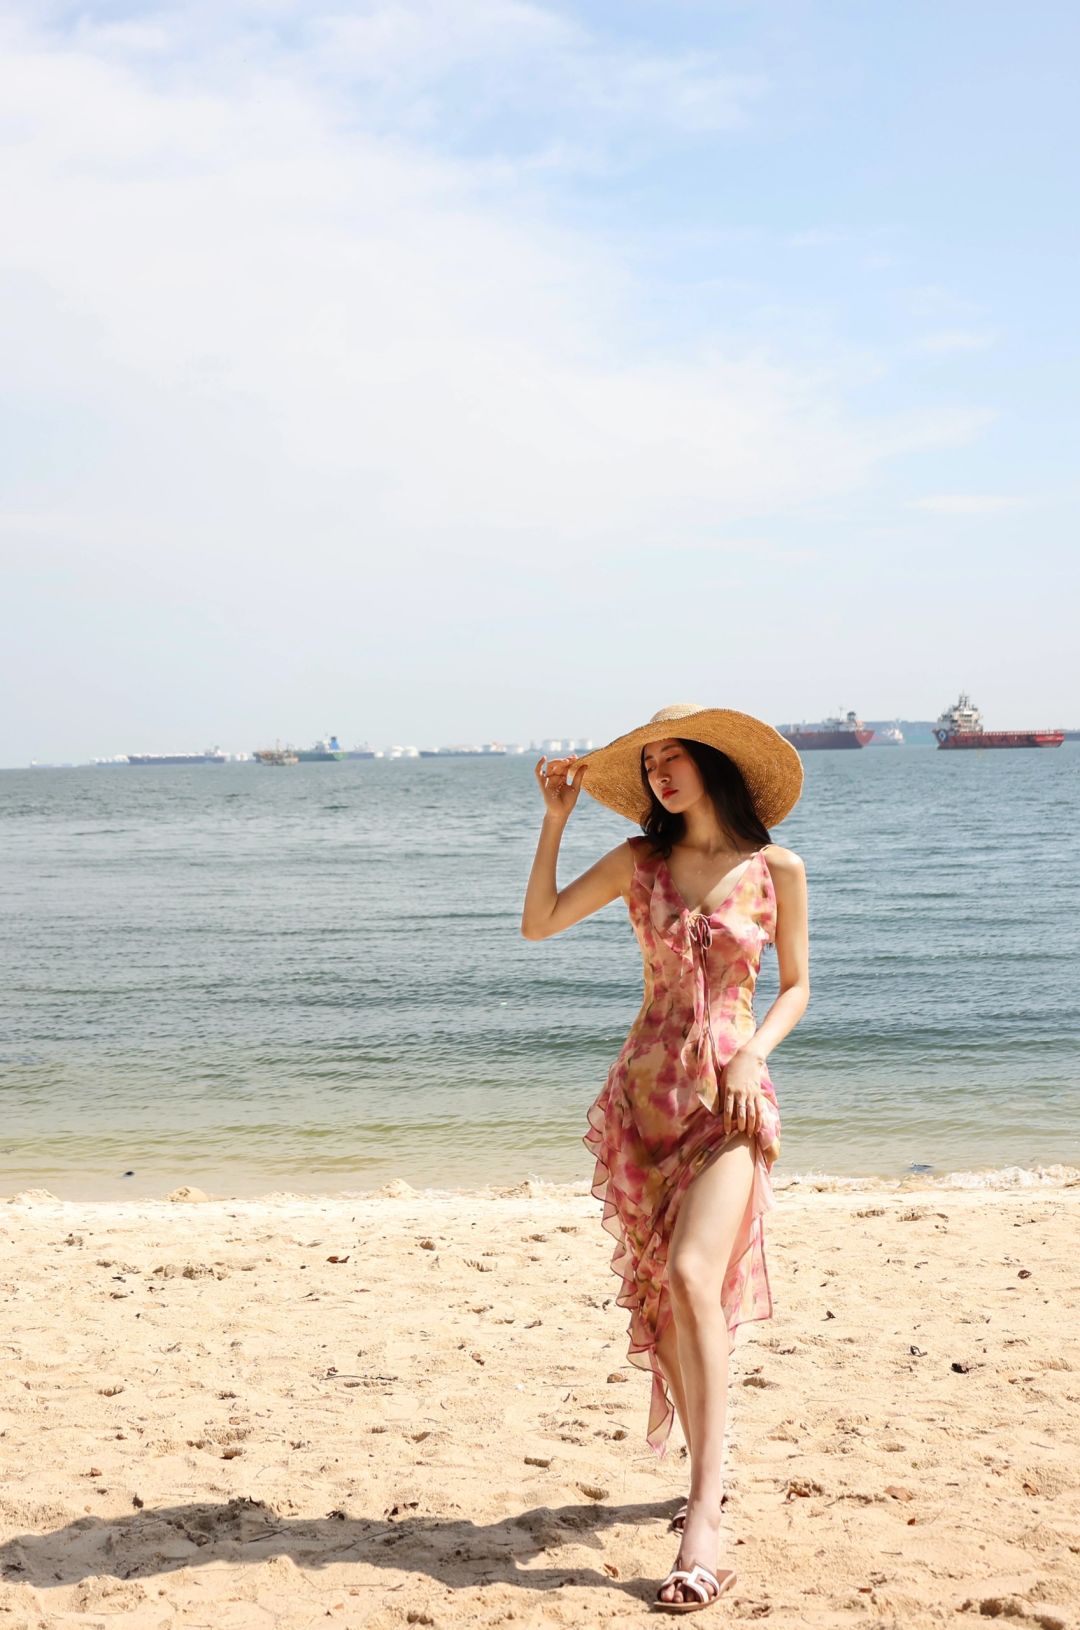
[1,1174,1079,1629]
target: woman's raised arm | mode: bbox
[520,755,635,940]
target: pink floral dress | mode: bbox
[582,835,782,1458]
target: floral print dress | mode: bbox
[582,835,782,1458]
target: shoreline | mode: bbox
[3,1157,1079,1210]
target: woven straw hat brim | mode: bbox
[577,704,803,829]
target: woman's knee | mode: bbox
[667,1246,719,1306]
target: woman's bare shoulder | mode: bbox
[616,836,644,872]
[592,835,642,896]
[761,842,805,874]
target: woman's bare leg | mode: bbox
[656,1132,755,1607]
[654,1306,692,1455]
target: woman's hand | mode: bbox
[534,754,587,821]
[721,1050,770,1141]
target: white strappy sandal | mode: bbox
[652,1562,736,1614]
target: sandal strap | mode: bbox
[657,1565,718,1604]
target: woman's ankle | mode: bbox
[684,1488,724,1520]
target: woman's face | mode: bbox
[642,737,705,815]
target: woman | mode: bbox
[521,703,809,1614]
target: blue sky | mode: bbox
[2,0,1077,760]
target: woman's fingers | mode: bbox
[724,1090,764,1138]
[535,753,587,813]
[548,758,582,787]
[537,756,568,788]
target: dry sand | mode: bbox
[1,1173,1079,1629]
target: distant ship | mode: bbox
[419,744,509,757]
[127,748,226,765]
[871,723,905,746]
[295,736,344,762]
[779,709,874,750]
[934,692,1064,749]
[253,744,300,766]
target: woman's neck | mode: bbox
[678,799,740,855]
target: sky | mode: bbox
[2,0,1078,762]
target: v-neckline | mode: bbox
[658,849,764,920]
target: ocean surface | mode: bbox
[1,748,1078,1200]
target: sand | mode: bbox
[1,1172,1079,1629]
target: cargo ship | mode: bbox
[934,692,1065,749]
[871,722,904,746]
[419,743,509,757]
[779,709,874,750]
[296,735,344,762]
[127,748,226,765]
[253,743,299,766]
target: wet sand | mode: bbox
[1,1175,1079,1628]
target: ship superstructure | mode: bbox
[295,736,344,762]
[779,709,874,750]
[933,692,1064,749]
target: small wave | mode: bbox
[770,1162,1080,1193]
[247,1162,1080,1201]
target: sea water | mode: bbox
[1,748,1077,1198]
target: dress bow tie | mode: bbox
[682,911,719,1097]
[687,912,713,951]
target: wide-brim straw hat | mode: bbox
[578,702,803,829]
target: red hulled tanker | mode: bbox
[779,709,874,750]
[934,692,1064,749]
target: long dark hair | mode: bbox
[640,738,771,858]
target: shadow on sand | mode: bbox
[0,1491,689,1605]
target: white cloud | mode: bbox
[0,3,990,595]
[917,330,996,355]
[48,1,765,147]
[906,284,987,322]
[312,1,767,138]
[910,495,1021,515]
